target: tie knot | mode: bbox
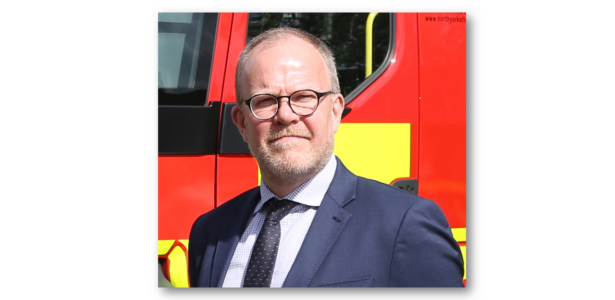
[265,199,297,222]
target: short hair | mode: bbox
[235,27,340,103]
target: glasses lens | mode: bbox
[250,95,278,119]
[290,90,319,115]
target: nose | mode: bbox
[273,97,300,125]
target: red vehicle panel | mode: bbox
[221,14,248,104]
[216,154,258,207]
[417,13,467,229]
[207,13,233,103]
[158,155,215,240]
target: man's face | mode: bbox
[232,37,344,183]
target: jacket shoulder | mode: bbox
[355,176,426,206]
[191,186,259,230]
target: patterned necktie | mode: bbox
[243,198,297,287]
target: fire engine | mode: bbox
[158,12,466,287]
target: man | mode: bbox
[188,27,464,287]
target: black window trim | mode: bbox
[343,13,396,106]
[158,13,221,155]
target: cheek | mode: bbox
[249,123,269,143]
[305,119,329,143]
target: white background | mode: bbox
[1,0,614,298]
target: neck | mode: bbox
[260,169,320,198]
[256,152,334,198]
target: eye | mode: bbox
[291,91,318,103]
[251,95,277,108]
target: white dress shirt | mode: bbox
[222,154,337,287]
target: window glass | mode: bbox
[246,13,390,98]
[158,13,218,105]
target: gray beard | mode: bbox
[249,133,335,186]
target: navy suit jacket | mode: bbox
[188,157,465,287]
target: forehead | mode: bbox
[240,37,329,92]
[250,36,323,63]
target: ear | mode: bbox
[330,93,345,133]
[231,104,250,142]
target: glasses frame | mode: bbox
[240,89,335,120]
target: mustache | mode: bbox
[266,127,313,142]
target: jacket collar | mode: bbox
[325,156,357,208]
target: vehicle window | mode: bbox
[158,13,218,105]
[246,13,391,99]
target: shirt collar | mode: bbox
[254,154,337,214]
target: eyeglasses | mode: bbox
[241,89,334,120]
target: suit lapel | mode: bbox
[283,157,357,287]
[210,189,260,287]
